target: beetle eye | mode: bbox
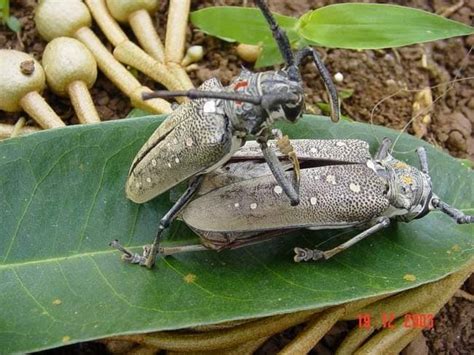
[283,95,304,122]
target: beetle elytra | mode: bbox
[136,138,472,261]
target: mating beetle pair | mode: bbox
[111,0,341,267]
[111,0,472,267]
[114,138,472,263]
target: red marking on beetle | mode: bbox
[234,80,248,90]
[233,81,249,106]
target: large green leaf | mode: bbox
[298,4,474,49]
[0,116,472,353]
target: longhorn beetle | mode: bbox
[113,138,472,261]
[111,0,341,268]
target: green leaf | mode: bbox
[0,116,472,353]
[6,15,21,33]
[0,0,9,22]
[297,3,474,49]
[191,7,297,66]
[255,43,281,68]
[191,7,297,45]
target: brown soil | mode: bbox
[2,0,472,354]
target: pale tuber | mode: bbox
[0,49,65,129]
[181,46,204,67]
[42,37,100,124]
[84,0,182,94]
[105,0,165,63]
[34,0,171,114]
[0,123,40,140]
[165,0,194,90]
[236,43,262,63]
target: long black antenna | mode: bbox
[255,0,295,67]
[142,90,300,110]
[294,47,340,123]
[143,90,262,104]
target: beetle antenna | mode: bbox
[294,47,340,122]
[431,198,473,224]
[143,90,300,109]
[416,147,429,174]
[255,0,295,67]
[143,90,262,104]
[374,137,393,160]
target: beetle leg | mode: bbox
[276,135,301,184]
[109,240,147,264]
[374,137,393,160]
[112,176,205,268]
[258,137,300,206]
[294,217,391,262]
[142,175,205,268]
[159,244,209,256]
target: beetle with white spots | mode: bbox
[149,138,472,262]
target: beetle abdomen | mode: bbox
[182,164,391,232]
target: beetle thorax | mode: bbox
[381,155,432,222]
[223,70,304,136]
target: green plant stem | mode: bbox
[114,309,317,351]
[278,307,346,355]
[167,336,269,355]
[114,295,386,352]
[336,327,375,355]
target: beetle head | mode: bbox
[381,146,472,224]
[381,155,433,222]
[258,71,305,123]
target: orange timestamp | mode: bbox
[357,312,434,330]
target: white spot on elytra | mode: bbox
[366,160,376,171]
[350,183,361,193]
[186,138,193,147]
[274,185,283,194]
[234,202,240,208]
[310,197,317,205]
[167,162,172,168]
[336,141,346,147]
[152,159,157,167]
[310,147,318,153]
[175,157,180,164]
[203,100,216,113]
[326,175,336,184]
[135,182,140,189]
[146,177,152,183]
[250,203,257,210]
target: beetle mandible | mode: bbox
[111,0,341,268]
[122,138,472,261]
